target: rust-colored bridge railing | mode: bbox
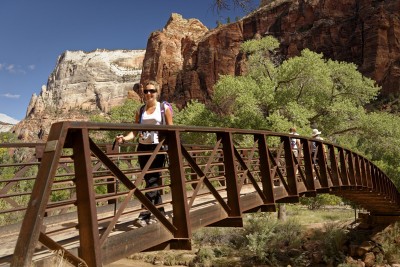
[1,121,399,266]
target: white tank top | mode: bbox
[140,102,162,144]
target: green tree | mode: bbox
[300,194,343,210]
[174,100,218,145]
[89,99,142,142]
[109,99,142,123]
[239,37,400,187]
[177,35,400,188]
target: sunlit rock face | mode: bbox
[142,0,400,108]
[15,49,145,141]
[26,49,145,117]
[139,13,209,103]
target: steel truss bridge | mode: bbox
[0,121,398,266]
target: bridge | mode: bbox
[0,121,399,266]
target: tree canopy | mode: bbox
[174,36,400,188]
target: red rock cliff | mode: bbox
[141,0,400,107]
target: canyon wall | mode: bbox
[140,0,400,107]
[14,49,145,140]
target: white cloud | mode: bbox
[1,93,20,99]
[6,64,15,73]
[0,63,35,74]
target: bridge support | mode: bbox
[144,238,192,251]
[209,217,243,227]
[243,204,277,213]
[359,212,400,225]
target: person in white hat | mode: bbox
[289,127,301,158]
[312,129,322,138]
[311,129,323,165]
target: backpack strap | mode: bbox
[160,101,166,125]
[138,104,145,124]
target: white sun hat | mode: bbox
[312,129,322,137]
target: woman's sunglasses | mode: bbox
[143,89,157,94]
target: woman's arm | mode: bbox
[116,109,141,143]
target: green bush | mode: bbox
[311,222,348,265]
[243,213,304,265]
[192,247,215,266]
[193,226,246,249]
[380,222,400,264]
[300,194,343,210]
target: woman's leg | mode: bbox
[137,144,166,220]
[137,144,151,220]
[151,153,166,215]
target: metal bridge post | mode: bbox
[105,144,117,207]
[347,151,357,186]
[281,136,298,197]
[328,144,340,187]
[72,128,102,266]
[370,164,378,191]
[301,139,316,193]
[167,130,191,249]
[354,154,363,187]
[316,142,329,190]
[216,132,242,226]
[365,159,373,189]
[256,134,275,207]
[360,157,368,188]
[11,122,67,267]
[338,148,349,186]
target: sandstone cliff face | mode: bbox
[140,13,209,102]
[142,0,400,107]
[14,49,145,141]
[27,49,144,117]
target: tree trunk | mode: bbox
[277,203,287,221]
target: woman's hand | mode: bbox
[116,135,125,144]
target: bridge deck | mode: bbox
[0,185,259,265]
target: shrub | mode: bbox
[193,227,245,248]
[300,194,343,210]
[310,222,348,265]
[380,222,400,264]
[243,213,304,265]
[192,247,215,266]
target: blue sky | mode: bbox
[0,0,248,121]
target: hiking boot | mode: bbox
[133,218,147,227]
[147,218,157,224]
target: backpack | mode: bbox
[138,101,173,125]
[289,133,298,149]
[312,141,317,152]
[290,138,296,149]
